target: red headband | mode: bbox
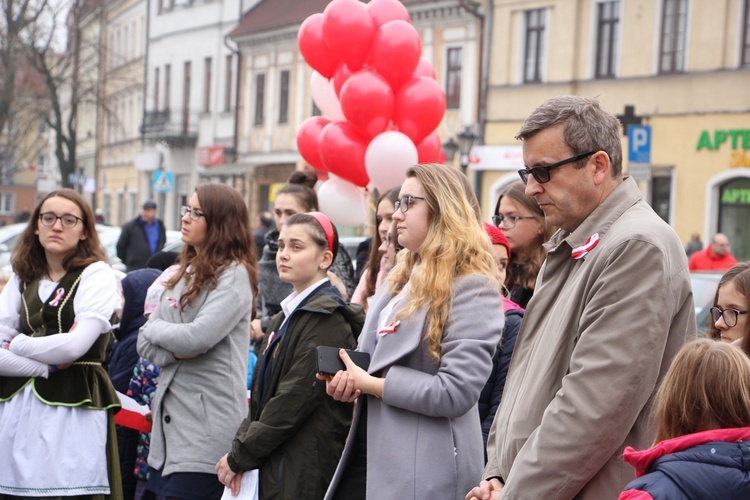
[308,211,335,253]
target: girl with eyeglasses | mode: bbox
[0,189,122,498]
[136,184,258,500]
[319,164,504,499]
[493,180,556,308]
[619,338,750,499]
[708,261,750,355]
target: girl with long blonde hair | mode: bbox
[319,163,505,499]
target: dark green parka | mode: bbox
[227,284,364,499]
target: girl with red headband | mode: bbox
[217,211,364,499]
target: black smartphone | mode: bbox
[316,346,370,375]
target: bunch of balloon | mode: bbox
[295,0,446,226]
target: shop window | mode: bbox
[651,175,672,224]
[718,177,750,261]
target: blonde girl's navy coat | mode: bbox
[325,274,504,500]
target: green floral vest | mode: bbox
[0,266,120,410]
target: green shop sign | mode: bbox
[696,129,750,151]
[721,188,750,205]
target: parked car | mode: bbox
[690,270,723,336]
[0,223,28,273]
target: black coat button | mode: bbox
[164,415,171,423]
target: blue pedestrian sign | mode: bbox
[153,171,174,193]
[628,125,651,164]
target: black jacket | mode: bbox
[228,284,364,499]
[116,216,166,271]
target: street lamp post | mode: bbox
[457,126,478,175]
[442,137,458,164]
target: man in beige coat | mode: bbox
[467,96,696,500]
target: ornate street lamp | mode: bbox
[442,137,458,164]
[457,126,478,175]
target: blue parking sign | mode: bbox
[628,125,651,164]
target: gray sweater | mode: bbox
[137,262,252,476]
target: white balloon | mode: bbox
[310,71,345,122]
[365,131,418,191]
[318,175,368,227]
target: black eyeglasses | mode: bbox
[492,214,537,229]
[710,307,748,328]
[180,206,205,220]
[518,151,597,185]
[394,195,425,213]
[39,212,83,228]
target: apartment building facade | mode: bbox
[478,0,750,259]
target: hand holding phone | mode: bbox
[316,346,370,375]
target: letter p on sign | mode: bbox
[628,125,651,164]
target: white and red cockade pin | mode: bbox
[377,320,401,337]
[571,233,600,260]
[167,296,179,308]
[49,288,65,307]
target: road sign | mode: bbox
[628,125,651,164]
[153,171,174,194]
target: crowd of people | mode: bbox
[1,94,749,500]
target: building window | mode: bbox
[446,48,462,109]
[165,64,171,110]
[742,0,750,66]
[523,8,546,83]
[254,73,265,126]
[225,55,233,112]
[659,0,689,73]
[278,70,290,124]
[0,191,15,215]
[595,1,620,78]
[183,61,191,134]
[312,101,321,116]
[204,57,212,113]
[154,67,160,110]
[651,175,672,224]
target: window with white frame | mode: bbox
[659,0,689,73]
[523,8,546,83]
[0,192,15,215]
[594,0,620,78]
[446,47,462,109]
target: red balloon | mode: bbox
[333,63,353,97]
[318,122,370,187]
[413,56,436,79]
[371,20,421,90]
[323,0,376,72]
[394,76,446,144]
[298,13,340,79]
[296,116,331,170]
[367,0,410,29]
[416,132,441,163]
[340,68,394,139]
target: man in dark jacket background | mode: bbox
[117,200,166,272]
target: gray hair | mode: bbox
[515,95,623,177]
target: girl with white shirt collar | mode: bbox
[217,212,363,500]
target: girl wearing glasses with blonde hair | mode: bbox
[708,261,750,355]
[319,163,504,500]
[0,189,122,498]
[137,184,257,500]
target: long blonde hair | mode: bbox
[654,338,750,443]
[388,164,497,361]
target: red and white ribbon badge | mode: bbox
[377,320,401,337]
[264,332,276,355]
[571,233,600,260]
[49,288,66,307]
[167,296,179,309]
